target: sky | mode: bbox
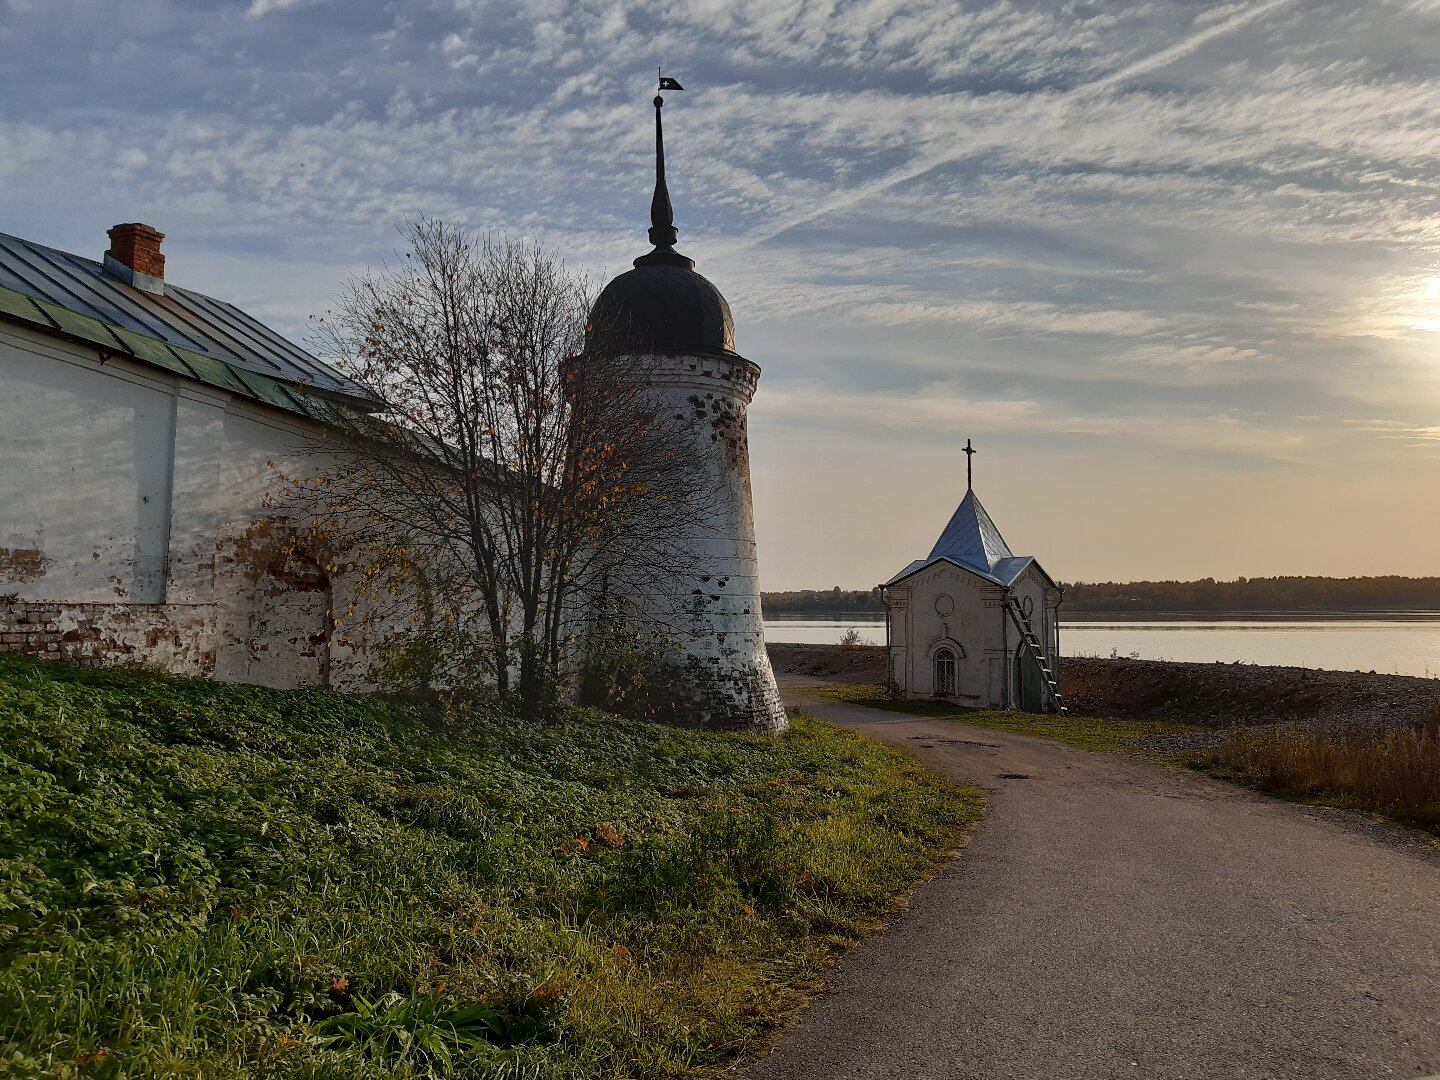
[3,0,1439,589]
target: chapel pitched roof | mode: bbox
[885,488,1049,589]
[928,489,1013,572]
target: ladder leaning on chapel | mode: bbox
[1005,598,1066,714]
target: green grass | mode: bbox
[0,655,982,1079]
[808,683,1201,753]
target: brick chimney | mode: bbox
[104,223,166,294]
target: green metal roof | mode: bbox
[0,279,353,423]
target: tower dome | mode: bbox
[586,91,742,361]
[589,263,737,358]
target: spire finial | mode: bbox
[963,438,976,491]
[635,73,694,269]
[649,91,677,249]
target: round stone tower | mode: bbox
[584,89,786,733]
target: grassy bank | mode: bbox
[0,655,982,1079]
[808,683,1199,753]
[1193,721,1440,834]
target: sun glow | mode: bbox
[1410,275,1440,333]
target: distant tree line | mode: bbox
[763,577,1440,615]
[1057,576,1440,612]
[761,588,884,615]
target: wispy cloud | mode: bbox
[738,0,1311,249]
[3,0,1440,580]
[245,0,318,18]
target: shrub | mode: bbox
[1218,714,1440,832]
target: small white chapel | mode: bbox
[881,442,1064,712]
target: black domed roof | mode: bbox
[588,262,737,358]
[587,90,746,360]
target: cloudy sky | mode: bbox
[4,0,1439,588]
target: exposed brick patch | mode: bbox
[0,602,215,674]
[0,547,47,583]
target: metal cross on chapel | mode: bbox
[964,438,976,491]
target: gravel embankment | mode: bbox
[766,643,1440,753]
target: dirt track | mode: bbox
[741,678,1440,1080]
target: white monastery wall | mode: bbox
[0,325,174,603]
[0,321,376,688]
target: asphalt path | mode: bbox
[742,679,1440,1080]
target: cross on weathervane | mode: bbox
[964,438,976,491]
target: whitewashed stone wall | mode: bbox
[0,321,375,689]
[614,351,786,733]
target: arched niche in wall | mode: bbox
[214,518,333,688]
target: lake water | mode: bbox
[762,613,1440,679]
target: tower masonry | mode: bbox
[584,86,786,733]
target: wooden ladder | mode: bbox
[1005,599,1066,714]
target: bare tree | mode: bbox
[291,219,707,714]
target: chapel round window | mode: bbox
[934,593,954,617]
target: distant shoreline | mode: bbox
[766,643,1440,734]
[762,577,1440,617]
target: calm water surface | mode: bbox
[762,613,1440,679]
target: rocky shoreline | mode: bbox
[766,643,1440,751]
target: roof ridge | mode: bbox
[0,230,105,271]
[0,228,256,312]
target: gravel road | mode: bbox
[742,679,1440,1080]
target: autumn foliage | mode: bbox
[292,220,706,711]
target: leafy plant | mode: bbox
[0,654,981,1078]
[311,990,557,1073]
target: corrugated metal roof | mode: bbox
[885,555,996,588]
[887,559,932,584]
[0,277,352,424]
[0,230,373,404]
[990,556,1037,586]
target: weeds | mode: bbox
[0,654,981,1078]
[1206,714,1440,833]
[309,991,556,1074]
